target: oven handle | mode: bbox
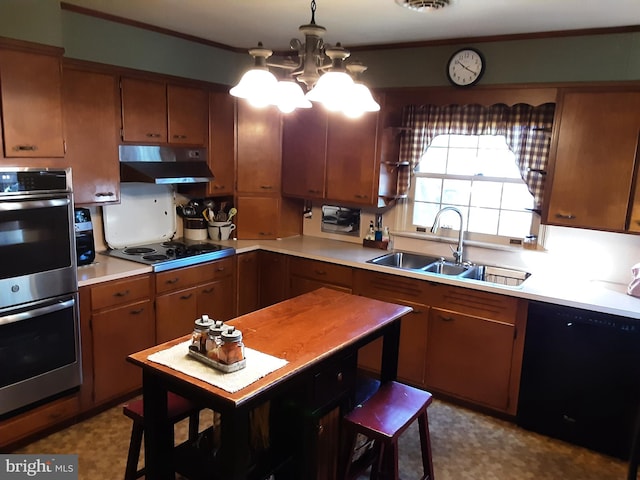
[0,298,75,326]
[0,197,70,211]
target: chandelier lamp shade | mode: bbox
[229,0,380,117]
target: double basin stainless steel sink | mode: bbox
[367,251,531,287]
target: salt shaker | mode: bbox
[219,327,245,365]
[190,315,215,353]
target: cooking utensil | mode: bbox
[227,207,237,223]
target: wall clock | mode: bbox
[447,48,485,87]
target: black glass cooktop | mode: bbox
[102,239,235,272]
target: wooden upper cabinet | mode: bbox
[208,92,235,195]
[167,84,208,145]
[325,111,379,205]
[629,167,640,233]
[120,77,208,146]
[62,66,120,205]
[0,48,64,157]
[545,89,640,231]
[120,77,167,143]
[282,108,328,199]
[236,102,282,193]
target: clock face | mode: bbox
[447,48,485,87]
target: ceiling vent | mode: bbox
[395,0,450,11]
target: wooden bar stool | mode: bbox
[122,392,201,480]
[341,381,435,480]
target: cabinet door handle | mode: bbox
[308,189,321,194]
[166,278,180,284]
[145,133,162,138]
[172,134,188,139]
[215,266,226,272]
[336,372,343,382]
[114,290,130,297]
[314,270,327,276]
[180,293,193,300]
[213,185,226,190]
[12,144,37,151]
[260,185,273,190]
[95,192,115,198]
[129,308,145,315]
[259,232,274,236]
[202,288,214,294]
[555,213,576,220]
[354,194,368,199]
[438,315,455,322]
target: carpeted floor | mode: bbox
[13,397,626,480]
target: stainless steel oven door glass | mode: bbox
[0,293,82,416]
[0,168,77,309]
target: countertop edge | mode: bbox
[79,236,640,319]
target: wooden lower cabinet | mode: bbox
[353,270,435,388]
[353,268,527,415]
[289,257,353,297]
[85,274,155,406]
[92,299,155,404]
[155,257,236,344]
[426,286,527,415]
[236,251,260,316]
[259,251,289,308]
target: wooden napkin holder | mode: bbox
[363,239,389,250]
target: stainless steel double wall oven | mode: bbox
[0,168,81,417]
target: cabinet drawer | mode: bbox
[353,269,440,305]
[434,285,519,324]
[0,394,79,449]
[310,353,357,412]
[91,275,151,310]
[289,257,352,287]
[155,257,234,294]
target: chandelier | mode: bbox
[229,0,380,118]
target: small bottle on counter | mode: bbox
[205,320,227,353]
[190,315,215,353]
[218,327,245,365]
[366,220,375,240]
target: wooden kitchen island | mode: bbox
[128,288,412,480]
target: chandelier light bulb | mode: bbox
[343,82,381,118]
[230,68,278,108]
[273,80,312,113]
[305,70,354,111]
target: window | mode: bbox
[396,103,555,247]
[406,134,537,245]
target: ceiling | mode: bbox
[63,0,640,52]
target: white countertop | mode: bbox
[79,235,640,319]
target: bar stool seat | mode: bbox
[122,392,201,480]
[341,381,435,480]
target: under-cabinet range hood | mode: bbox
[119,145,214,184]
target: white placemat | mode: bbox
[147,341,288,393]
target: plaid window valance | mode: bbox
[398,103,556,209]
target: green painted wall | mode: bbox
[355,32,640,88]
[0,0,63,46]
[60,10,246,86]
[0,2,637,87]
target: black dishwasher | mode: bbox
[517,301,640,460]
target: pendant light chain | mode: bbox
[310,0,317,24]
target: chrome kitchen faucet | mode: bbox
[431,206,465,264]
